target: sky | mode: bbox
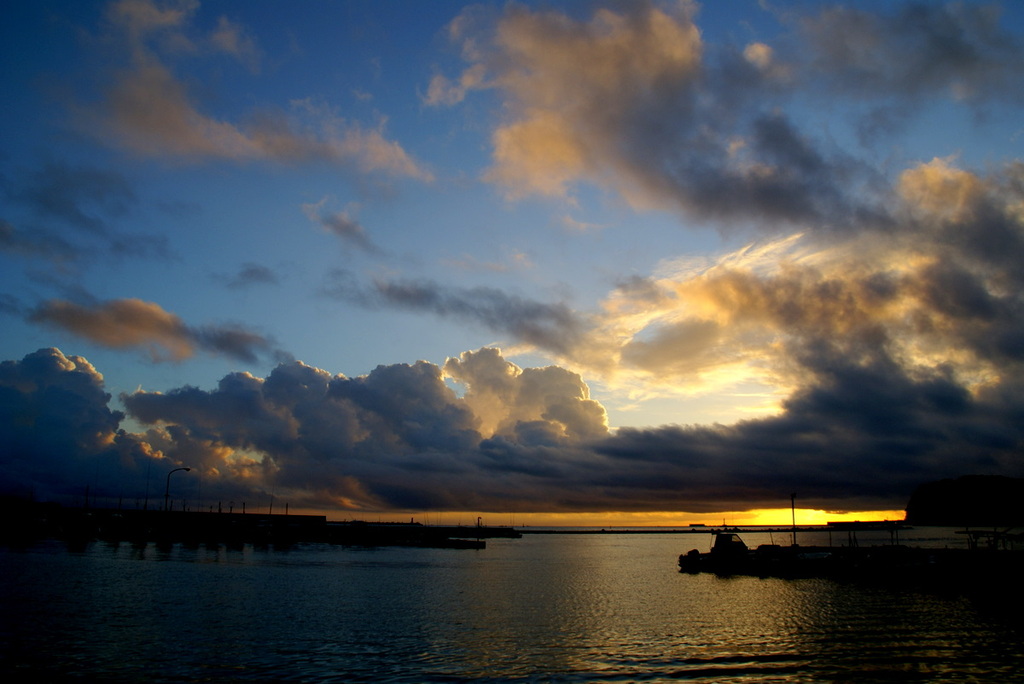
[3,0,1024,526]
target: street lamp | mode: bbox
[164,467,191,511]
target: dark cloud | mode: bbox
[194,325,291,365]
[115,347,616,512]
[8,160,135,234]
[216,262,280,289]
[0,348,157,502]
[430,1,897,233]
[29,297,286,364]
[434,2,1024,235]
[0,218,78,262]
[1,159,171,262]
[302,199,383,253]
[800,2,1024,103]
[4,2,1024,519]
[621,111,888,232]
[322,270,586,357]
[319,211,378,253]
[596,347,1022,513]
[2,342,1024,515]
[121,355,484,510]
[374,279,586,357]
[0,293,22,316]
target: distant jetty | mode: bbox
[0,500,520,549]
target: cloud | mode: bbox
[279,155,1011,439]
[78,0,431,180]
[209,15,261,72]
[0,346,607,512]
[5,2,1024,518]
[1,160,170,263]
[434,1,1023,232]
[3,342,1023,515]
[8,161,135,234]
[216,262,280,290]
[322,272,586,357]
[308,154,1024,429]
[440,249,534,273]
[29,297,284,364]
[0,348,157,502]
[799,2,1024,103]
[0,218,78,262]
[444,347,608,442]
[120,354,485,510]
[302,198,379,253]
[430,1,890,229]
[423,63,486,107]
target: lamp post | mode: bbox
[165,467,191,511]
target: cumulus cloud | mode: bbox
[308,156,1020,446]
[0,348,159,502]
[29,298,284,364]
[6,2,1024,519]
[3,340,1023,515]
[117,348,608,511]
[308,157,1023,401]
[444,347,608,442]
[0,346,612,513]
[78,0,431,180]
[309,152,1024,438]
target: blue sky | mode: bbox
[3,0,1024,523]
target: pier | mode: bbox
[0,500,521,549]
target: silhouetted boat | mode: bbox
[678,530,1024,584]
[679,532,847,578]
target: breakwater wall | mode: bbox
[1,501,519,548]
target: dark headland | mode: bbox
[905,474,1024,526]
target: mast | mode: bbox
[790,493,797,546]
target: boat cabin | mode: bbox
[711,532,748,557]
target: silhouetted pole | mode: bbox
[164,467,191,511]
[791,493,797,546]
[143,459,152,510]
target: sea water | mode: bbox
[2,531,1022,682]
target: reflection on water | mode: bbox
[2,533,1021,682]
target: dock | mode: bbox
[1,501,521,549]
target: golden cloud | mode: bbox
[32,298,195,361]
